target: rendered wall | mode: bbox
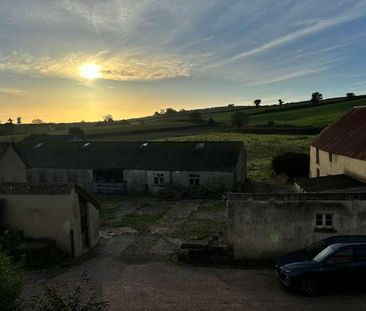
[227,193,366,261]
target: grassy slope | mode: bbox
[161,132,313,182]
[247,98,366,127]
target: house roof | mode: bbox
[295,174,366,193]
[311,107,366,161]
[23,134,85,143]
[0,183,100,209]
[0,143,10,161]
[16,141,244,172]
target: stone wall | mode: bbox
[226,193,366,261]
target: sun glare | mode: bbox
[80,63,101,80]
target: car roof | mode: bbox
[330,242,366,250]
[325,235,366,244]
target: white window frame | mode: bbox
[153,173,165,185]
[189,174,200,186]
[315,213,334,229]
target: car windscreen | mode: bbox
[305,240,327,258]
[313,245,335,263]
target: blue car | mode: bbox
[275,236,366,295]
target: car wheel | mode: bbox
[300,279,318,296]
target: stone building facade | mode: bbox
[226,192,366,261]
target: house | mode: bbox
[0,143,27,183]
[226,192,366,261]
[0,183,100,257]
[310,106,366,181]
[15,141,246,194]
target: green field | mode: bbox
[247,98,366,127]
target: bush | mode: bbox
[68,127,85,137]
[0,252,24,311]
[272,152,309,178]
[230,111,248,128]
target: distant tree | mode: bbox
[153,111,160,117]
[7,118,13,124]
[278,99,284,105]
[103,114,114,123]
[159,109,165,115]
[68,127,85,137]
[32,119,44,124]
[164,108,177,116]
[208,118,215,127]
[16,117,22,125]
[228,104,235,108]
[188,111,202,121]
[231,111,248,128]
[346,92,356,100]
[253,99,262,108]
[311,92,323,105]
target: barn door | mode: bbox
[79,198,89,249]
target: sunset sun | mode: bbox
[79,63,101,80]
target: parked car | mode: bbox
[275,236,366,295]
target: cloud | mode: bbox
[0,51,191,81]
[0,88,28,96]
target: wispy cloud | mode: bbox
[0,51,191,81]
[0,88,28,96]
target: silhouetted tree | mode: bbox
[164,108,177,116]
[208,118,215,127]
[311,92,323,105]
[278,99,284,105]
[32,119,44,124]
[153,111,160,117]
[188,111,202,121]
[17,117,22,125]
[253,99,262,108]
[231,111,248,128]
[7,118,13,124]
[103,115,114,123]
[346,92,356,100]
[68,127,85,137]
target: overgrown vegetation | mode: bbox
[171,219,225,241]
[114,213,162,234]
[0,252,24,311]
[30,272,108,311]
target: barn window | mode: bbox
[316,213,334,229]
[189,174,200,186]
[329,152,333,162]
[153,173,165,185]
[316,148,320,164]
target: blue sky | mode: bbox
[1,0,366,122]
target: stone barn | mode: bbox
[16,141,246,194]
[0,183,100,257]
[310,106,366,181]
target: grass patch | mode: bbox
[171,219,225,241]
[196,201,225,213]
[113,213,162,234]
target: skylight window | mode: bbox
[33,143,43,149]
[140,142,149,149]
[195,143,205,150]
[82,142,90,148]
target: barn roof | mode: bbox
[311,107,366,160]
[0,143,10,161]
[23,134,85,143]
[16,141,244,172]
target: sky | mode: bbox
[1,0,366,122]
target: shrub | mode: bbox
[230,111,248,128]
[68,127,85,137]
[272,152,309,178]
[0,252,24,311]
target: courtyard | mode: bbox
[23,196,366,310]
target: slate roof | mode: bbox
[295,174,366,193]
[16,141,244,172]
[0,143,10,161]
[0,183,100,208]
[311,107,366,161]
[23,134,85,143]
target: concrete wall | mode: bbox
[310,146,366,181]
[1,189,99,257]
[27,168,94,190]
[227,193,366,261]
[0,147,26,183]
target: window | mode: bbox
[316,213,334,229]
[329,152,333,162]
[328,248,353,265]
[354,246,366,262]
[316,148,320,164]
[189,174,200,186]
[93,170,123,183]
[153,173,165,185]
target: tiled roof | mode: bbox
[0,143,10,161]
[311,107,366,161]
[0,183,74,194]
[16,141,244,172]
